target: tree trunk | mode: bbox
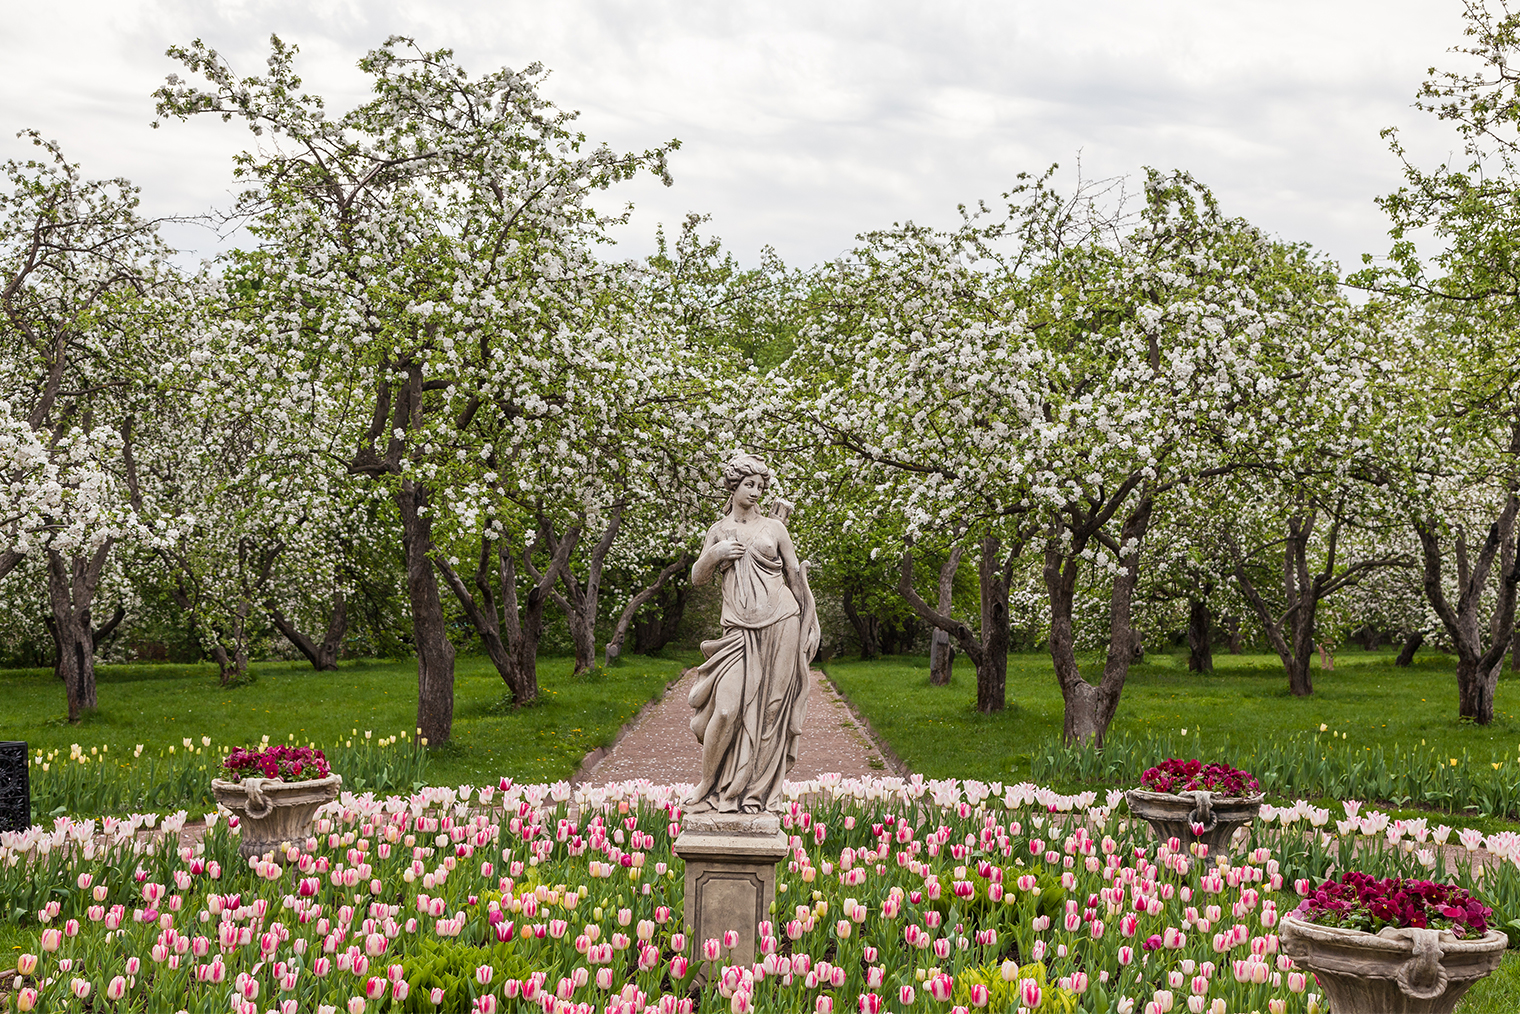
[45,542,111,722]
[633,581,688,654]
[1223,615,1243,654]
[436,524,578,706]
[1186,598,1213,673]
[1457,655,1499,725]
[1414,491,1520,726]
[1046,495,1153,744]
[549,507,622,677]
[605,554,690,665]
[1227,511,1367,699]
[929,629,954,685]
[268,591,347,671]
[1396,631,1424,666]
[929,547,963,686]
[396,481,455,745]
[92,604,125,659]
[842,587,881,661]
[0,548,24,581]
[1317,642,1334,671]
[1511,623,1519,673]
[213,598,252,686]
[974,539,1010,712]
[899,535,1021,714]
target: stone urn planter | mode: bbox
[211,774,342,860]
[1280,914,1507,1013]
[1125,788,1262,859]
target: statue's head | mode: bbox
[720,453,772,514]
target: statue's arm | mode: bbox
[776,525,809,601]
[691,526,727,585]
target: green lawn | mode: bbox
[1462,951,1520,1013]
[826,647,1520,787]
[0,651,698,794]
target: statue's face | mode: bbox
[734,473,765,510]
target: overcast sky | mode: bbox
[0,0,1477,272]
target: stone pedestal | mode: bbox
[1125,788,1262,861]
[211,774,342,860]
[674,813,790,972]
[1280,915,1507,1013]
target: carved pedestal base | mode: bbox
[674,813,790,977]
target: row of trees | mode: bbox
[3,6,1519,745]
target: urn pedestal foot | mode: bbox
[674,813,790,979]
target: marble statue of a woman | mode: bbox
[686,454,820,814]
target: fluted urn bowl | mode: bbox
[211,774,342,860]
[1125,788,1262,859]
[1280,914,1507,1013]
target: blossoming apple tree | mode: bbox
[1356,1,1520,723]
[154,36,678,743]
[0,133,187,719]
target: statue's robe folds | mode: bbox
[687,525,819,813]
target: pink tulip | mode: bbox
[969,983,990,1007]
[40,929,62,952]
[857,993,883,1014]
[106,976,128,1001]
[814,998,833,1014]
[1019,979,1041,1008]
[899,985,915,1006]
[347,998,366,1014]
[16,953,38,975]
[17,988,39,1012]
[429,987,445,1004]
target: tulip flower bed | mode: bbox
[3,777,1520,1014]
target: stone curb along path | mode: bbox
[573,667,898,789]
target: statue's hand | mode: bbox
[715,539,745,561]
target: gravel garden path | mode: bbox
[574,667,897,788]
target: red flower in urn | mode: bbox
[223,745,331,784]
[1141,758,1259,797]
[1295,871,1492,938]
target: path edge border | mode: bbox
[817,668,912,779]
[571,667,692,787]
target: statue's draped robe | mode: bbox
[687,523,819,813]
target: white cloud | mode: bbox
[0,0,1475,270]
